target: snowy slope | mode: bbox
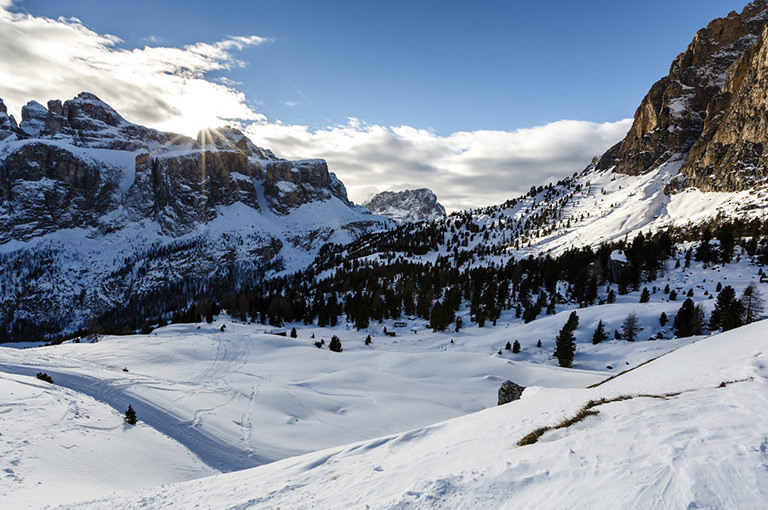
[56,319,768,510]
[0,371,214,509]
[1,249,764,507]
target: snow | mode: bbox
[55,319,768,510]
[0,371,214,509]
[1,250,764,507]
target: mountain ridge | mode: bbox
[0,93,390,341]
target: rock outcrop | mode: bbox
[597,0,768,190]
[364,188,446,223]
[679,21,768,190]
[498,380,526,405]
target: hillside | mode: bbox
[55,319,768,509]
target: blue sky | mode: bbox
[14,0,747,134]
[0,0,752,209]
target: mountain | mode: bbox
[0,93,391,342]
[363,188,446,223]
[597,0,768,192]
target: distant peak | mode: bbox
[364,188,446,223]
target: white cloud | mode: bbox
[246,118,631,211]
[0,5,268,133]
[0,3,631,212]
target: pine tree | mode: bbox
[669,290,677,301]
[639,288,650,303]
[674,298,704,338]
[592,320,608,344]
[505,341,512,351]
[290,327,297,338]
[621,312,640,342]
[536,339,542,348]
[512,340,521,354]
[710,285,742,331]
[741,282,765,324]
[124,405,137,425]
[659,312,668,327]
[564,311,579,331]
[554,326,576,368]
[329,335,343,352]
[365,335,372,345]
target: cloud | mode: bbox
[246,118,631,211]
[0,5,268,133]
[0,3,631,212]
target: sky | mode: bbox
[0,0,751,210]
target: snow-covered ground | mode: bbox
[0,249,765,508]
[56,318,768,510]
[0,371,214,509]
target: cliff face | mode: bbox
[0,93,388,341]
[679,22,768,190]
[597,1,768,189]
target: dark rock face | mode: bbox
[364,188,446,223]
[498,380,526,405]
[265,159,351,215]
[0,99,19,141]
[597,1,768,185]
[0,143,119,242]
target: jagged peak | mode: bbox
[364,188,446,223]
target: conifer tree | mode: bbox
[674,298,704,338]
[741,282,765,324]
[505,341,512,351]
[564,311,579,331]
[639,288,650,303]
[124,405,137,425]
[554,324,576,368]
[329,335,343,352]
[621,312,640,342]
[592,320,608,344]
[512,340,521,354]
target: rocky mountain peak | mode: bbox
[20,100,48,137]
[597,0,768,177]
[364,188,446,223]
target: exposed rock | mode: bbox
[498,380,526,405]
[0,99,19,141]
[679,22,768,190]
[364,188,446,223]
[597,1,768,179]
[20,101,48,137]
[264,159,351,215]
